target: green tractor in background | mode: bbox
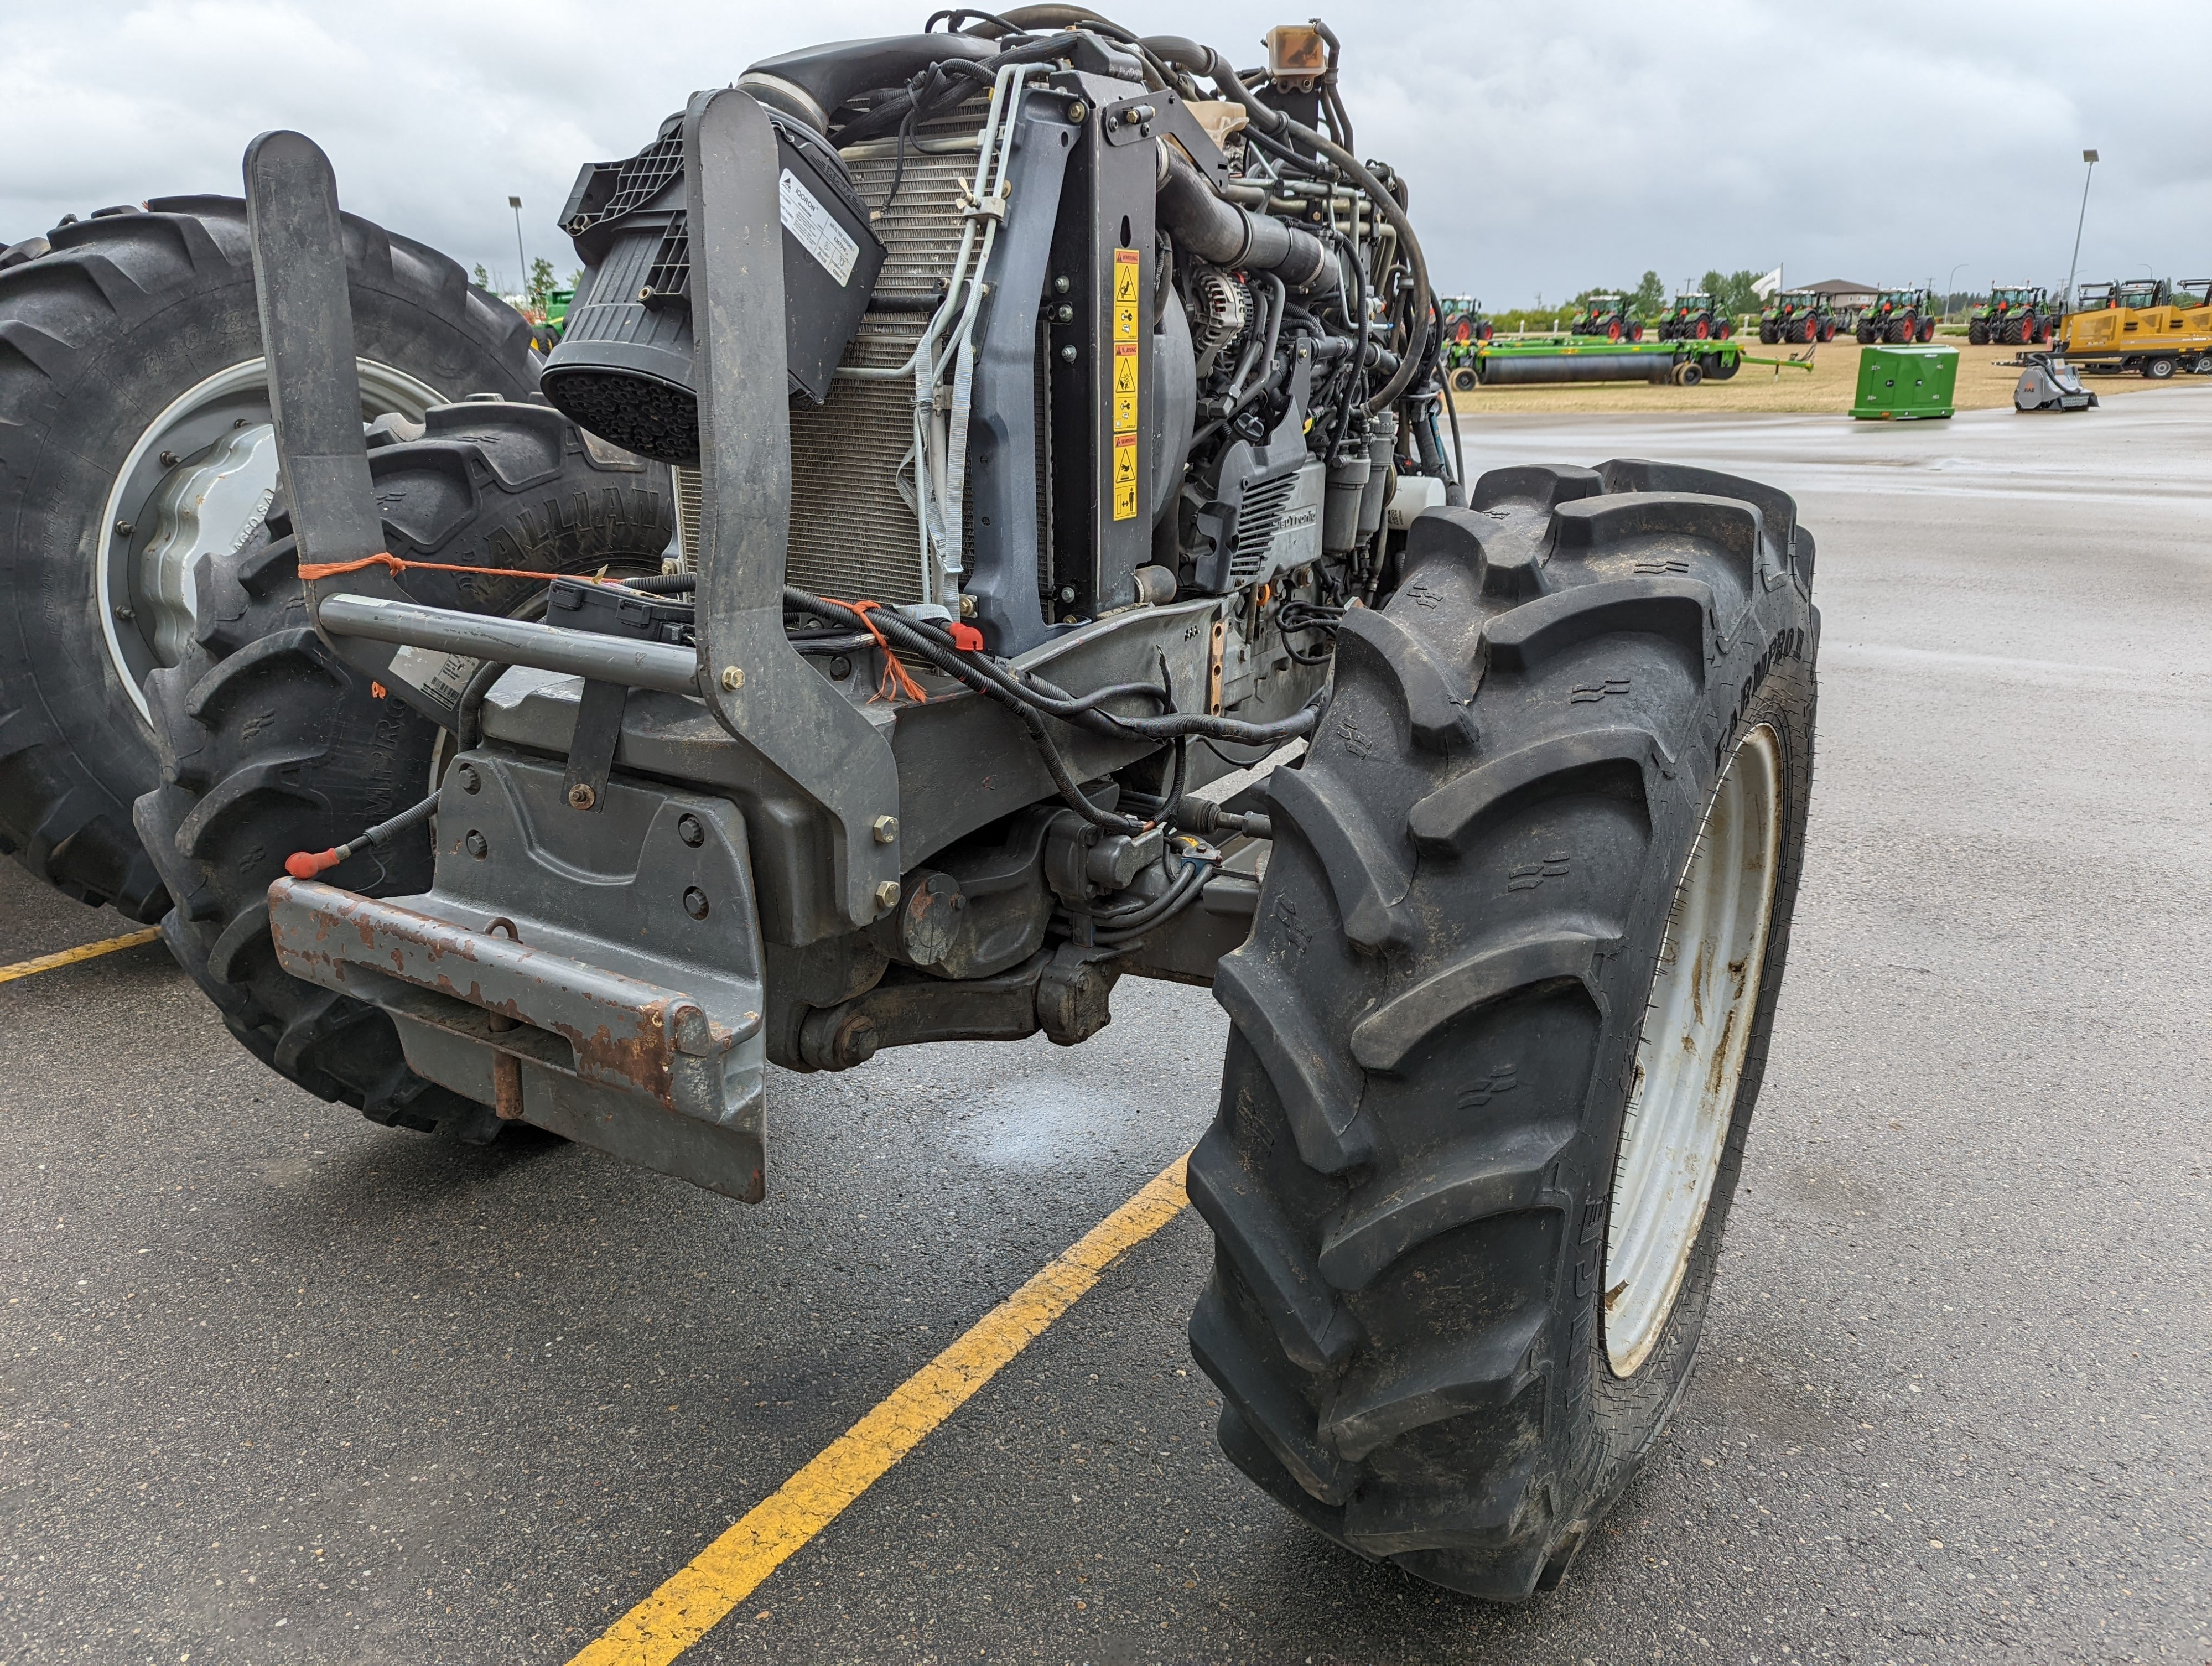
[1857,288,1936,344]
[1758,290,1834,345]
[524,285,576,355]
[1967,285,2052,346]
[1570,293,1644,341]
[1439,295,1492,390]
[1657,290,1732,341]
[1439,294,1492,355]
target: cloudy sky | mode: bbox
[4,0,2204,307]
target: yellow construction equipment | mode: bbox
[2057,279,2212,379]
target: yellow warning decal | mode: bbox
[1113,342,1139,433]
[1112,432,1139,521]
[1113,248,1140,343]
[1112,249,1140,520]
[1113,247,1140,304]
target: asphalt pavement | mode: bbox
[4,388,2209,1664]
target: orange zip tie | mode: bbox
[820,595,931,706]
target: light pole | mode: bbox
[2062,149,2097,318]
[1945,262,1967,323]
[508,195,527,300]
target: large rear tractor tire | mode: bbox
[0,196,536,918]
[133,402,672,1139]
[1188,462,1818,1600]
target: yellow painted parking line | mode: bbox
[567,1154,1191,1666]
[0,927,163,985]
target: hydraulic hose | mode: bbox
[1142,36,1432,413]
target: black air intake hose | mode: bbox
[1156,145,1336,294]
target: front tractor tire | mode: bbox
[133,402,672,1139]
[1188,463,1818,1600]
[0,196,534,918]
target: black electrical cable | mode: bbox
[783,586,1321,748]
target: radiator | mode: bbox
[675,111,1050,609]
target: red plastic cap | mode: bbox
[284,848,342,879]
[948,621,984,652]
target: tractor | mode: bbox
[1758,290,1833,345]
[1439,293,1493,360]
[1657,290,1732,341]
[1570,293,1642,341]
[1856,288,1936,344]
[1,10,1820,1607]
[1967,285,2052,346]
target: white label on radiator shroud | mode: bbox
[386,643,480,712]
[779,168,859,287]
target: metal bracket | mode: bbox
[241,131,460,727]
[561,682,629,811]
[685,87,901,940]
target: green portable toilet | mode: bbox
[1853,344,1959,420]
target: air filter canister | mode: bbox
[540,107,885,465]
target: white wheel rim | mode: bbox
[95,356,444,728]
[1603,723,1783,1378]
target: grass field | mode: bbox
[1441,335,2212,415]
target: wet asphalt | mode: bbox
[4,388,2209,1664]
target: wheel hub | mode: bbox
[96,356,444,726]
[1603,723,1784,1377]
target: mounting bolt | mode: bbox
[456,763,481,795]
[719,666,745,691]
[676,812,705,847]
[958,593,978,619]
[871,814,899,845]
[1066,99,1087,123]
[1059,587,1077,603]
[567,782,596,810]
[682,886,710,920]
[874,879,902,912]
[1053,303,1074,323]
[465,830,488,859]
[1059,344,1078,362]
[1053,275,1071,294]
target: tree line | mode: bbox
[1484,268,1769,333]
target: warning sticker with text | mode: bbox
[1112,432,1139,521]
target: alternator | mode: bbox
[1190,267,1249,376]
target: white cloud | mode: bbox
[2,0,2204,303]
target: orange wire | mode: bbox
[818,595,931,705]
[294,551,581,585]
[296,556,936,708]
